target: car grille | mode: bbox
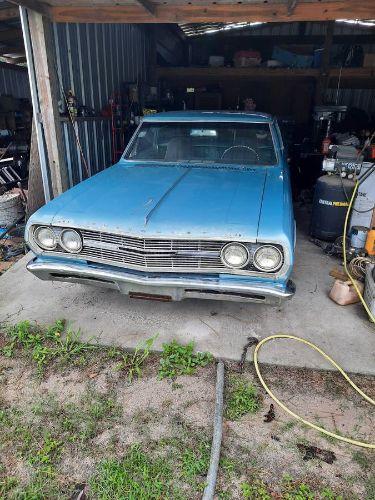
[77,229,229,272]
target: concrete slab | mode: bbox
[1,211,374,375]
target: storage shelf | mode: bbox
[157,66,375,81]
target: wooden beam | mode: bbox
[50,1,375,23]
[27,10,69,196]
[8,0,51,17]
[0,8,19,21]
[135,0,156,17]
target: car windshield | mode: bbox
[125,121,277,166]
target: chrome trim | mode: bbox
[27,258,295,305]
[26,224,290,278]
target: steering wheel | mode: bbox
[221,145,260,162]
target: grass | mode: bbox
[158,340,213,379]
[352,450,371,470]
[89,444,180,499]
[1,320,96,374]
[225,376,260,421]
[181,440,211,482]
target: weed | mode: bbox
[115,336,156,382]
[281,420,297,432]
[321,488,343,500]
[352,450,370,470]
[241,479,271,500]
[225,376,259,420]
[1,320,96,373]
[89,444,181,499]
[158,340,212,379]
[29,434,63,474]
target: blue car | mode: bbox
[25,111,295,305]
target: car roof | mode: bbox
[143,111,273,123]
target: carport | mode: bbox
[0,0,374,374]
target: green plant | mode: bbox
[116,336,156,382]
[241,479,271,500]
[225,377,259,420]
[158,340,212,379]
[89,444,179,499]
[321,488,343,500]
[282,477,315,500]
[1,320,96,373]
[29,434,63,469]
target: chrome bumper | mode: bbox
[27,258,295,305]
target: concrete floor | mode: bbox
[1,209,374,375]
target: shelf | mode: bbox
[157,66,375,81]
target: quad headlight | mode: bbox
[253,245,283,272]
[33,226,57,250]
[221,243,250,269]
[60,229,82,253]
[32,226,82,253]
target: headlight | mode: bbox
[33,226,57,250]
[60,229,82,253]
[253,245,282,272]
[221,243,249,269]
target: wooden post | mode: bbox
[27,120,45,217]
[27,10,69,197]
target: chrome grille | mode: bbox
[78,229,228,272]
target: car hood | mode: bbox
[35,162,269,240]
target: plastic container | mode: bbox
[350,226,369,250]
[329,279,364,305]
[365,229,375,256]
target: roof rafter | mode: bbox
[134,0,156,17]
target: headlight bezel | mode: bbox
[59,228,83,253]
[220,242,250,270]
[33,225,58,251]
[32,225,82,254]
[253,244,283,272]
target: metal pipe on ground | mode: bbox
[202,360,225,500]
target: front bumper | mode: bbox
[27,257,295,305]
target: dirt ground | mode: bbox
[0,323,374,499]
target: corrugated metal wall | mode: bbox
[325,88,375,115]
[52,22,153,187]
[0,63,30,99]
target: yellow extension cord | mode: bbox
[253,182,375,449]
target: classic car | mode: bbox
[25,111,296,305]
